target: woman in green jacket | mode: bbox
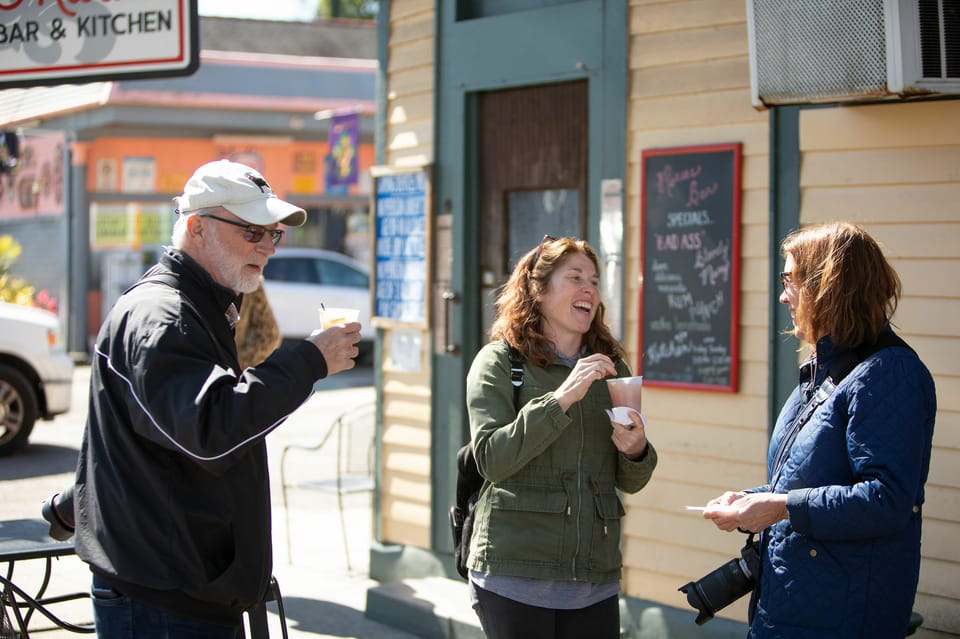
[465,236,658,639]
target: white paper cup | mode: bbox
[318,307,360,329]
[606,376,642,413]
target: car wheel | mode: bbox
[0,364,38,456]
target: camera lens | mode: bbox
[41,485,76,541]
[679,537,760,626]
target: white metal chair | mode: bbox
[279,402,376,572]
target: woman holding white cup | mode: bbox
[464,235,658,639]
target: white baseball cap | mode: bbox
[174,160,306,227]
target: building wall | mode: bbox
[622,2,960,635]
[621,0,768,623]
[375,1,960,634]
[378,0,436,548]
[384,0,434,168]
[797,101,960,637]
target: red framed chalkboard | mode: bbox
[639,143,741,392]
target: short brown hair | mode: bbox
[490,236,624,367]
[781,222,901,349]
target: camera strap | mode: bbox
[769,377,838,487]
[769,330,914,488]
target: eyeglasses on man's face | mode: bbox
[202,213,284,246]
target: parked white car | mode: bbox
[261,248,373,358]
[0,301,74,455]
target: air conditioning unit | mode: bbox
[747,0,960,107]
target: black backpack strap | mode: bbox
[454,443,484,513]
[506,343,524,411]
[450,342,525,579]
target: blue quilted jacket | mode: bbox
[749,332,936,639]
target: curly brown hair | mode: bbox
[489,236,625,367]
[781,222,901,349]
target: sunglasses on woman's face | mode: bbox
[202,213,284,246]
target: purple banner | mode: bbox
[326,112,359,188]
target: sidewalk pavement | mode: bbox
[247,503,428,639]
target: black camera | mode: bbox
[679,534,760,625]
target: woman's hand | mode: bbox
[611,410,648,459]
[553,353,617,412]
[703,492,788,533]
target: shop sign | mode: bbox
[91,202,173,249]
[0,131,64,220]
[0,0,199,89]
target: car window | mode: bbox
[317,259,369,288]
[263,257,316,284]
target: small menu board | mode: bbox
[639,144,741,392]
[371,166,431,327]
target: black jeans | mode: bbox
[472,584,620,639]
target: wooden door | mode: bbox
[477,81,588,337]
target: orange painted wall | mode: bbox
[85,137,375,198]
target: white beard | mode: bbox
[206,224,261,294]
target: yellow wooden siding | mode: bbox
[630,58,749,99]
[628,0,745,32]
[629,24,749,68]
[802,149,960,187]
[378,352,432,545]
[377,1,436,551]
[625,1,769,625]
[380,380,432,548]
[799,101,960,637]
[800,100,960,148]
[388,93,433,125]
[932,397,960,438]
[390,0,432,21]
[385,0,434,167]
[802,184,960,224]
[390,36,433,70]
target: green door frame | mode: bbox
[768,106,801,432]
[431,0,628,552]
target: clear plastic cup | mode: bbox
[318,307,360,329]
[606,376,643,413]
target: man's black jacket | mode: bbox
[75,248,328,625]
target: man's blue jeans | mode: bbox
[91,575,241,639]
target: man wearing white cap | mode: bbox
[72,160,360,638]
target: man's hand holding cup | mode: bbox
[309,307,361,374]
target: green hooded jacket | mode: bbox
[465,340,658,583]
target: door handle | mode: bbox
[442,289,460,355]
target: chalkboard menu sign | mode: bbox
[371,166,431,327]
[639,144,741,391]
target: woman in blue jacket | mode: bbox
[704,222,936,639]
